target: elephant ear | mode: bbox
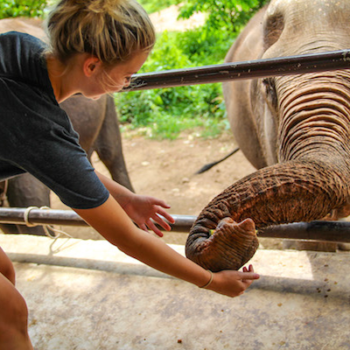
[189,217,259,272]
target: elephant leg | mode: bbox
[94,96,134,192]
[0,223,20,235]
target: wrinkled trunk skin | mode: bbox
[186,0,350,271]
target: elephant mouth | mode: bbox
[186,217,259,272]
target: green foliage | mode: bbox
[117,0,269,139]
[115,30,229,139]
[137,0,173,15]
[0,0,47,19]
[176,26,232,66]
[176,0,269,35]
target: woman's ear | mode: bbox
[83,56,101,77]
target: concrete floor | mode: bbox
[1,234,350,350]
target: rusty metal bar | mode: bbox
[0,208,350,243]
[125,49,350,91]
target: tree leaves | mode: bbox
[0,0,47,19]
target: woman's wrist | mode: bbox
[198,270,214,289]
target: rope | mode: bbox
[23,206,73,239]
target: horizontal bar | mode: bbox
[168,217,350,243]
[125,49,350,91]
[259,221,350,243]
[0,208,194,230]
[0,208,89,227]
[0,208,349,243]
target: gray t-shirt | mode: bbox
[0,31,109,209]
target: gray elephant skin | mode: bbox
[185,0,350,271]
[0,19,133,235]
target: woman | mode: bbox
[0,0,260,348]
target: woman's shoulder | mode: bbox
[0,31,45,55]
[0,31,50,90]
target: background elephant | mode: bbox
[0,19,133,235]
[186,0,350,271]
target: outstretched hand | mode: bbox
[206,265,260,297]
[122,194,175,237]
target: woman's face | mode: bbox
[82,51,149,100]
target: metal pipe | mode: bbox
[125,49,350,91]
[0,208,89,227]
[258,221,350,243]
[1,208,350,243]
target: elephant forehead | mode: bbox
[268,0,349,14]
[263,0,350,58]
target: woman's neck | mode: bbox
[46,55,82,103]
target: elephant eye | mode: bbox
[262,77,273,90]
[262,78,278,110]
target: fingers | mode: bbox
[137,217,166,238]
[240,272,260,281]
[153,213,172,230]
[148,206,174,234]
[139,223,148,232]
[242,264,254,273]
[146,219,164,237]
[150,198,171,209]
[156,207,175,224]
[240,265,260,280]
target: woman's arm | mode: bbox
[74,195,260,297]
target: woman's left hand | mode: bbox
[122,195,175,237]
[95,171,175,237]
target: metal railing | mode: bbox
[125,49,350,91]
[0,208,350,243]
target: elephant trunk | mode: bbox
[186,72,350,272]
[277,72,350,164]
[186,160,347,272]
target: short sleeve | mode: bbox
[0,79,109,209]
[0,32,110,209]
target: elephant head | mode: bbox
[185,0,350,271]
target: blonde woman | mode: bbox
[0,0,259,348]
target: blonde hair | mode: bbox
[45,0,155,66]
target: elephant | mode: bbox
[185,0,350,271]
[0,18,134,235]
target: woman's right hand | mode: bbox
[205,265,260,297]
